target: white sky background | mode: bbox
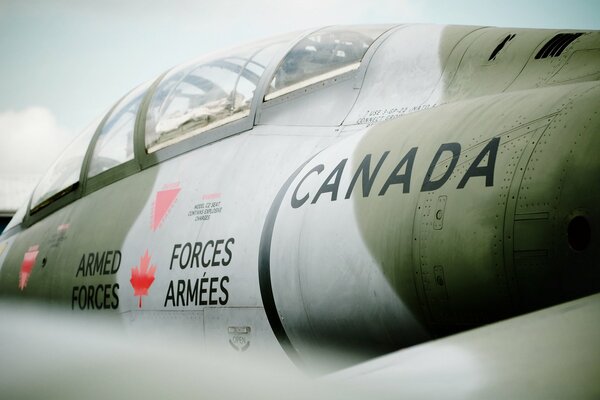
[0,0,599,211]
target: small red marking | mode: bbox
[57,224,70,232]
[130,250,157,308]
[19,245,39,290]
[152,184,181,231]
[162,182,180,190]
[202,192,222,200]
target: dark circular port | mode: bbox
[568,215,591,251]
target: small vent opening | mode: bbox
[535,33,584,60]
[489,34,516,61]
[568,215,591,252]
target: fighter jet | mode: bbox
[0,24,599,394]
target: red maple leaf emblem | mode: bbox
[130,250,156,308]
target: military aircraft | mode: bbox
[0,23,599,393]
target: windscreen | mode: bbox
[30,119,99,210]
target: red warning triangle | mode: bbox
[19,245,39,290]
[152,185,180,231]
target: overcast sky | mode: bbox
[0,0,599,210]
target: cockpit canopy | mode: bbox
[266,26,385,100]
[20,25,391,222]
[144,36,289,152]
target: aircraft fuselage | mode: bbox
[1,23,599,371]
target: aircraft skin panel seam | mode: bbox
[258,155,322,366]
[500,114,559,308]
[422,27,488,107]
[341,25,410,125]
[440,29,489,96]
